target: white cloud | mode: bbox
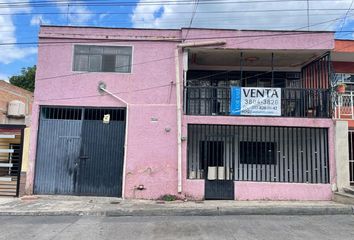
[56,2,93,24]
[0,0,37,64]
[0,73,9,82]
[131,0,354,35]
[30,15,51,26]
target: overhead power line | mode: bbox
[1,8,354,16]
[0,11,348,17]
[29,15,351,84]
[0,1,353,90]
[0,31,342,47]
[0,0,350,8]
[183,0,199,40]
[0,15,349,47]
[339,0,354,32]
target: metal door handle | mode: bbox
[79,156,89,160]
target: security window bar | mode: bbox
[73,45,132,73]
[187,124,329,184]
[41,107,83,120]
[84,108,125,121]
[41,107,125,121]
[240,142,276,165]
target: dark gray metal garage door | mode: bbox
[34,107,126,197]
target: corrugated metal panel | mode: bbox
[34,118,82,194]
[78,120,125,197]
[34,107,126,197]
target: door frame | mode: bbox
[33,106,127,197]
[201,136,235,200]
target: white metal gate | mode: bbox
[336,92,354,120]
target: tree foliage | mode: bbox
[9,65,36,92]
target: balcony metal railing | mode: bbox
[185,86,331,118]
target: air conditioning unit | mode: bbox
[7,100,26,118]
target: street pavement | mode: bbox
[0,196,352,216]
[0,215,353,240]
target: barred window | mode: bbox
[73,45,132,73]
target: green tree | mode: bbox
[9,65,36,92]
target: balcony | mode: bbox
[185,86,331,118]
[334,74,354,120]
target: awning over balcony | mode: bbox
[185,48,332,89]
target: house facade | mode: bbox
[332,39,354,188]
[0,81,32,197]
[27,26,348,200]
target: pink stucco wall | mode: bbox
[28,26,336,200]
[181,28,334,50]
[235,182,332,200]
[28,27,180,199]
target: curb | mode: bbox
[0,206,353,217]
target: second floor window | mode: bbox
[73,45,132,73]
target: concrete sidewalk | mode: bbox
[0,196,353,216]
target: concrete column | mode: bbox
[335,121,350,191]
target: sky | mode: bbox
[1,0,354,81]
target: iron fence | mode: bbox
[185,86,331,118]
[187,124,329,184]
[185,87,331,118]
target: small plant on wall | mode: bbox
[336,83,347,94]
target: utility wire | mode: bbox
[1,1,352,86]
[38,83,174,101]
[307,0,310,30]
[1,29,351,47]
[1,8,354,15]
[0,11,348,17]
[183,0,199,40]
[36,53,329,102]
[0,0,349,7]
[34,40,344,101]
[36,55,178,81]
[0,31,335,46]
[339,0,354,32]
[1,14,351,47]
[31,15,348,83]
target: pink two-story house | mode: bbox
[27,26,344,200]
